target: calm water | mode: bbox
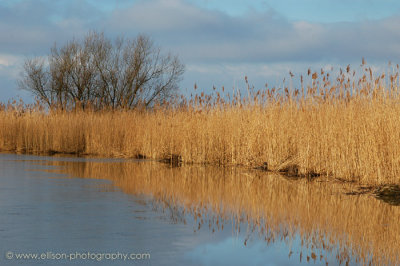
[0,153,398,265]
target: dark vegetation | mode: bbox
[18,31,184,110]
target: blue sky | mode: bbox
[191,0,400,22]
[1,0,400,102]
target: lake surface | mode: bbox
[0,153,399,265]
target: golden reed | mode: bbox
[2,63,400,185]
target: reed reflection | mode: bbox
[43,160,400,265]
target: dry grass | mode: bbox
[2,63,400,185]
[43,159,400,265]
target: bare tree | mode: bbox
[19,31,185,110]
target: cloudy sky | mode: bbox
[1,0,400,102]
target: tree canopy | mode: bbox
[19,31,185,110]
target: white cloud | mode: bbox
[0,56,13,67]
[2,0,400,64]
[0,54,24,77]
[108,0,224,32]
[100,0,400,65]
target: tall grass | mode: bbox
[2,62,400,184]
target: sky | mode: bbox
[1,0,400,102]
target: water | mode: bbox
[0,153,398,265]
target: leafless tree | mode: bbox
[19,31,185,110]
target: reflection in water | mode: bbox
[41,159,400,265]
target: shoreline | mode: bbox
[2,150,399,206]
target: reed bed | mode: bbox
[43,159,400,265]
[2,63,400,185]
